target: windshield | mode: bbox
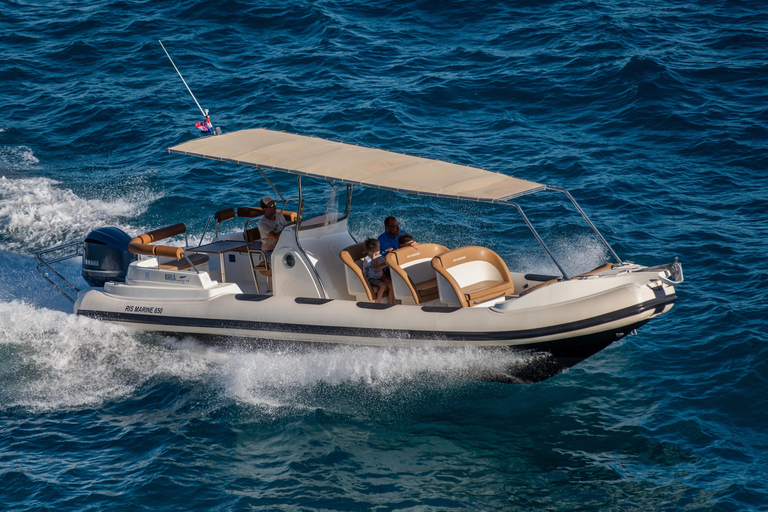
[297,177,351,231]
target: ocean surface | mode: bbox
[1,0,767,510]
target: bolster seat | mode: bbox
[385,243,448,304]
[128,223,208,272]
[130,223,187,248]
[340,242,378,302]
[431,246,515,307]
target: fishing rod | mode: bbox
[159,40,219,134]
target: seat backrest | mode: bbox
[245,227,262,243]
[237,206,263,219]
[339,242,374,301]
[214,208,236,223]
[213,208,236,237]
[432,246,511,285]
[385,243,448,303]
[431,246,513,307]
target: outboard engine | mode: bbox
[81,227,136,287]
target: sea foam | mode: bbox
[0,176,155,254]
[0,299,544,414]
[0,145,39,169]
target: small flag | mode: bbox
[195,117,214,134]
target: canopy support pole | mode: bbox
[505,201,571,280]
[549,187,623,264]
[257,166,286,204]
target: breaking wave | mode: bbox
[0,145,39,170]
[0,300,544,414]
[0,176,157,254]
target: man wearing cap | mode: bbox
[257,196,292,259]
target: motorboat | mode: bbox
[37,128,683,383]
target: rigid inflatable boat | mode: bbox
[38,128,683,383]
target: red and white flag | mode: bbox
[195,117,214,134]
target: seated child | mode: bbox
[398,234,414,247]
[363,238,394,304]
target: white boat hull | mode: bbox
[74,266,677,382]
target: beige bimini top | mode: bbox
[168,129,544,202]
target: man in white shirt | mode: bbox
[257,197,294,262]
[258,196,284,250]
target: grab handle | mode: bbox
[659,257,684,286]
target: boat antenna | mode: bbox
[159,40,208,119]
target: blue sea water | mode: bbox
[1,0,767,510]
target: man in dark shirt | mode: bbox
[377,216,406,254]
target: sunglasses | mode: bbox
[387,223,400,229]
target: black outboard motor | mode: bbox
[82,227,137,287]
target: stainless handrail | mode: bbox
[198,215,215,246]
[36,241,84,304]
[650,257,684,286]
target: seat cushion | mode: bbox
[462,280,514,303]
[159,253,209,271]
[413,278,438,298]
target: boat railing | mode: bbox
[649,257,685,286]
[36,241,84,304]
[198,215,214,246]
[198,207,236,246]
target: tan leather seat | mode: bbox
[431,246,515,307]
[159,253,210,271]
[385,243,448,304]
[339,242,378,302]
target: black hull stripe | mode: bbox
[77,294,676,343]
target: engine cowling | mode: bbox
[81,227,136,287]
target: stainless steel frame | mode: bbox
[36,242,84,303]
